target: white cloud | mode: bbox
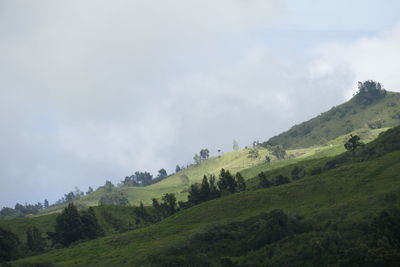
[310,24,400,97]
[1,1,400,207]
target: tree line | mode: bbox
[0,203,102,262]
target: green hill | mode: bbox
[265,90,400,149]
[40,127,386,216]
[0,206,139,244]
[11,125,400,266]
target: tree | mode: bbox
[44,199,49,209]
[152,198,162,219]
[233,140,239,151]
[133,171,153,186]
[235,173,246,192]
[265,155,271,163]
[81,207,103,239]
[270,145,286,160]
[200,149,210,160]
[175,165,181,173]
[209,175,220,199]
[52,203,84,246]
[344,134,363,154]
[354,80,386,105]
[86,187,94,195]
[26,226,46,253]
[200,176,211,201]
[193,153,201,165]
[188,184,202,205]
[248,148,259,159]
[291,166,306,180]
[135,202,150,222]
[161,193,177,216]
[259,172,272,188]
[275,175,290,186]
[0,227,20,262]
[217,169,237,194]
[0,207,19,218]
[157,168,168,179]
[104,180,114,192]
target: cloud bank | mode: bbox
[0,1,399,207]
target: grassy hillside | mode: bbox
[39,127,386,217]
[12,126,400,266]
[0,206,139,244]
[265,91,400,149]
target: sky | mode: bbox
[1,0,400,207]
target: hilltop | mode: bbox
[265,83,400,149]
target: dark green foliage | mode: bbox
[43,200,49,209]
[354,80,386,105]
[235,173,246,191]
[134,202,151,224]
[371,209,400,248]
[352,125,400,161]
[157,168,167,179]
[86,187,93,195]
[344,134,363,153]
[81,208,103,239]
[258,171,272,188]
[26,227,46,253]
[49,203,103,247]
[99,192,129,206]
[119,171,153,187]
[152,168,168,184]
[50,203,84,247]
[274,175,290,186]
[291,166,306,180]
[161,193,177,216]
[0,203,44,219]
[147,207,400,267]
[217,169,237,195]
[151,194,178,219]
[0,227,20,262]
[200,176,211,201]
[119,176,139,187]
[0,207,19,218]
[175,164,181,173]
[146,210,311,266]
[188,184,202,205]
[209,175,220,199]
[187,171,244,207]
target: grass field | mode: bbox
[11,135,400,266]
[266,91,400,149]
[37,127,388,217]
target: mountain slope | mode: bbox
[39,127,386,216]
[12,126,400,266]
[265,91,400,149]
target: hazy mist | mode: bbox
[1,0,400,207]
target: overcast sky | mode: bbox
[1,0,400,207]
